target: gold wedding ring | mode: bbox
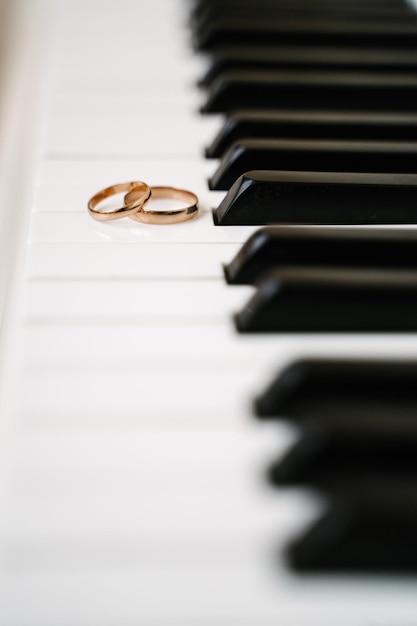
[126,186,199,224]
[87,181,151,221]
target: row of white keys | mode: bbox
[1,0,417,624]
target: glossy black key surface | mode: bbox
[196,17,417,50]
[202,70,417,114]
[287,484,417,572]
[268,415,417,487]
[224,226,417,285]
[201,45,417,89]
[254,358,417,418]
[206,110,417,159]
[210,140,417,191]
[213,171,417,225]
[235,267,417,333]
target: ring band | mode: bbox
[126,186,199,224]
[87,181,151,221]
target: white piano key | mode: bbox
[28,212,257,243]
[50,0,201,97]
[0,567,416,626]
[6,451,286,499]
[5,425,268,478]
[26,242,239,278]
[1,491,311,536]
[22,279,253,319]
[36,152,224,188]
[47,96,201,121]
[51,42,204,95]
[6,429,283,472]
[17,321,417,368]
[13,405,261,433]
[44,97,219,157]
[5,426,294,495]
[35,182,224,215]
[34,159,223,212]
[0,532,282,573]
[15,321,285,363]
[12,368,262,416]
[51,26,208,97]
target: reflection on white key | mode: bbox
[28,211,258,244]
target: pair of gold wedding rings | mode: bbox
[87,181,199,225]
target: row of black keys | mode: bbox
[255,358,417,571]
[194,0,417,573]
[227,227,417,332]
[193,0,417,225]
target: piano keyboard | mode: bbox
[0,0,417,623]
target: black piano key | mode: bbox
[213,171,417,226]
[206,110,417,159]
[196,17,417,50]
[193,0,413,14]
[194,0,409,9]
[202,70,417,115]
[194,9,416,47]
[201,46,417,90]
[194,0,410,13]
[210,140,417,192]
[235,267,417,333]
[287,484,417,572]
[195,5,414,31]
[254,358,417,419]
[268,416,417,487]
[224,226,417,285]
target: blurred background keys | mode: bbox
[268,415,417,487]
[193,0,414,14]
[235,268,417,332]
[206,110,417,159]
[224,226,417,284]
[287,485,417,572]
[202,70,417,114]
[196,11,416,41]
[200,47,417,88]
[254,358,417,419]
[213,171,417,224]
[254,356,417,572]
[193,0,415,24]
[195,17,417,50]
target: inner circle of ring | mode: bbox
[87,181,152,221]
[125,186,199,224]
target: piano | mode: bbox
[0,0,417,623]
